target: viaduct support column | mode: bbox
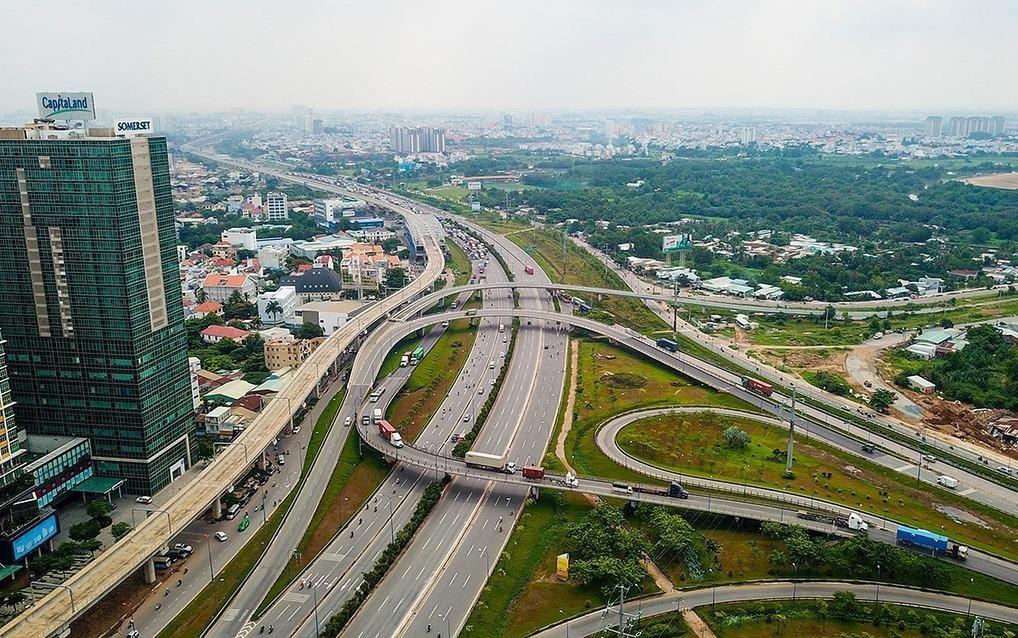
[212,498,222,520]
[143,558,156,584]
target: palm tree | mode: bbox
[265,300,283,323]
[195,288,208,304]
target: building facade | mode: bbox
[265,191,288,222]
[388,127,446,154]
[0,124,195,494]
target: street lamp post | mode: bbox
[131,507,172,535]
[386,498,395,543]
[311,582,321,637]
[179,532,214,580]
[30,582,74,612]
[968,577,974,615]
[876,563,881,604]
[791,562,797,602]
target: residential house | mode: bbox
[200,325,251,344]
[202,274,256,303]
[257,286,298,325]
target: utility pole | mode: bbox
[599,583,643,637]
[785,386,797,475]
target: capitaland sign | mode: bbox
[115,118,154,137]
[36,92,96,120]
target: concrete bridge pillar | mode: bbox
[257,451,267,471]
[212,498,222,520]
[143,558,156,584]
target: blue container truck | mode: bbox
[656,338,679,352]
[896,525,968,560]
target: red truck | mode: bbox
[522,466,545,480]
[377,420,404,448]
[524,265,535,275]
[741,376,773,397]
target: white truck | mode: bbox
[372,408,383,424]
[796,510,869,532]
[937,475,959,489]
[464,451,516,474]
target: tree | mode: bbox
[223,290,255,320]
[265,300,283,323]
[86,499,114,524]
[196,437,216,462]
[869,389,896,413]
[110,521,133,542]
[381,237,402,254]
[69,519,102,542]
[385,267,409,290]
[828,591,861,620]
[294,323,325,339]
[722,426,751,449]
[195,288,207,304]
[80,538,103,557]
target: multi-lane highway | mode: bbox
[339,219,568,637]
[238,233,512,637]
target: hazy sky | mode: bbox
[4,0,1016,114]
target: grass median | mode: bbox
[616,411,1018,560]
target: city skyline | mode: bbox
[2,1,1017,114]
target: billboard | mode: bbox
[36,92,96,120]
[556,552,570,579]
[114,118,154,137]
[12,513,59,561]
[662,233,692,253]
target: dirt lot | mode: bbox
[911,394,1018,457]
[962,172,1018,189]
[749,347,849,377]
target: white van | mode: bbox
[372,408,383,424]
[498,324,505,333]
[937,475,959,489]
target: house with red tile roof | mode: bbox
[201,273,256,303]
[200,324,251,344]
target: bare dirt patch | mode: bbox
[962,172,1018,190]
[750,347,849,377]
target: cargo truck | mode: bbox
[411,346,425,365]
[741,376,774,397]
[377,420,404,448]
[655,338,679,352]
[896,525,968,560]
[372,408,383,423]
[796,510,869,532]
[937,475,959,489]
[611,482,634,494]
[522,466,545,480]
[400,353,410,367]
[634,481,688,499]
[464,451,517,474]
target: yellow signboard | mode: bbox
[556,553,569,580]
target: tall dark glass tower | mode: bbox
[0,123,194,495]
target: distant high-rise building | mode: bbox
[266,191,289,222]
[740,127,757,145]
[924,116,942,137]
[947,116,966,137]
[503,113,514,131]
[312,119,324,135]
[967,116,990,136]
[0,122,195,495]
[388,127,446,154]
[990,116,1006,136]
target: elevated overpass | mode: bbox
[398,281,1018,500]
[0,161,446,638]
[351,307,1018,584]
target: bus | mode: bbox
[369,387,386,402]
[410,346,425,365]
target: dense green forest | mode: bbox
[514,158,1018,241]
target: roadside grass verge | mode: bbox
[616,411,1018,560]
[377,334,421,381]
[509,227,668,335]
[541,338,573,474]
[156,389,346,637]
[461,491,608,638]
[389,316,478,443]
[447,239,473,287]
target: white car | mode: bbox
[278,455,286,466]
[292,426,301,435]
[173,543,193,554]
[478,386,484,394]
[215,531,228,542]
[463,413,471,422]
[344,416,352,427]
[135,496,152,505]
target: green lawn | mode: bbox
[616,411,1018,560]
[553,340,762,486]
[447,239,473,287]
